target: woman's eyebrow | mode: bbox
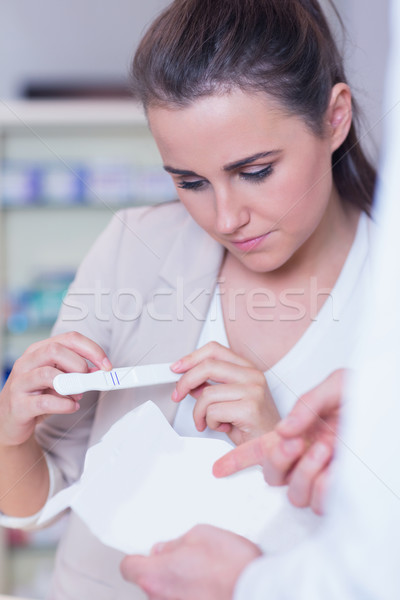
[223,150,282,171]
[163,166,200,176]
[163,150,282,177]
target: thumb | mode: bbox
[120,554,149,584]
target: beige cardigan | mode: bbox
[36,201,224,599]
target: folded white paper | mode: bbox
[38,401,321,555]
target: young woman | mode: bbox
[0,0,375,597]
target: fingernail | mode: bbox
[278,416,299,431]
[172,388,179,402]
[312,442,331,462]
[282,438,302,456]
[102,358,112,370]
[170,360,182,372]
[151,542,165,555]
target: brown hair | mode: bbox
[132,0,376,214]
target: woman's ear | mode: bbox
[326,83,353,153]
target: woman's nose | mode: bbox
[214,186,250,234]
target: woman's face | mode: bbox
[148,89,341,274]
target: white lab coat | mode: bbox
[235,2,400,598]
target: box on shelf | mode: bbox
[1,160,176,207]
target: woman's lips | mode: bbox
[230,233,270,252]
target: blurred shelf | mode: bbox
[0,99,147,128]
[3,327,53,338]
[4,545,56,599]
[0,100,165,595]
[0,596,34,599]
[1,201,160,211]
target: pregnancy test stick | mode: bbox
[53,364,180,396]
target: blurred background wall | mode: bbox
[0,0,169,98]
[0,0,391,158]
[333,0,390,158]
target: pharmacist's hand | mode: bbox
[170,341,280,445]
[0,331,112,447]
[121,524,261,600]
[214,370,345,514]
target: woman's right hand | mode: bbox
[0,331,112,448]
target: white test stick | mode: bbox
[53,364,180,396]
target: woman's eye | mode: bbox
[240,165,273,182]
[177,180,206,191]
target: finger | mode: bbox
[16,367,83,401]
[150,536,184,556]
[310,469,331,515]
[120,555,149,587]
[262,436,305,486]
[203,399,243,432]
[200,395,270,441]
[171,341,251,374]
[213,435,271,477]
[173,360,257,403]
[28,393,80,419]
[16,343,93,379]
[25,331,112,371]
[277,370,345,438]
[34,394,80,417]
[121,554,172,599]
[150,542,166,555]
[35,414,50,424]
[214,422,232,434]
[192,384,244,431]
[37,343,92,373]
[183,382,210,401]
[287,441,333,508]
[18,366,67,394]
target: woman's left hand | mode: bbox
[171,341,280,445]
